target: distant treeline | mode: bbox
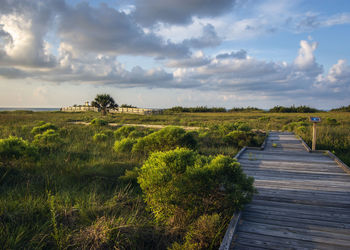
[268,105,320,113]
[164,105,350,113]
[165,106,265,113]
[166,106,227,113]
[165,105,327,113]
[228,107,263,112]
[330,105,350,112]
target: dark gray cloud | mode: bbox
[0,67,30,79]
[182,24,221,48]
[133,0,236,26]
[58,2,189,58]
[216,49,247,59]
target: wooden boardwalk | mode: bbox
[228,132,350,249]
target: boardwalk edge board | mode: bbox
[219,212,242,250]
[219,132,269,250]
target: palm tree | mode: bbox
[91,94,118,115]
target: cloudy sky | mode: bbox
[0,0,349,109]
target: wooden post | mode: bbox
[310,117,321,151]
[312,122,317,151]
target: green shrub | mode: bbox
[224,131,251,147]
[114,138,137,153]
[33,129,63,150]
[258,116,270,122]
[138,148,255,225]
[90,118,108,126]
[216,123,236,136]
[127,129,148,139]
[0,136,38,162]
[103,129,114,137]
[283,121,308,132]
[296,126,307,134]
[93,132,108,142]
[132,127,197,156]
[326,118,340,125]
[237,123,251,132]
[31,122,57,135]
[114,126,136,140]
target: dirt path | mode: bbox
[69,121,202,131]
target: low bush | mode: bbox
[296,126,307,134]
[326,118,340,125]
[132,127,197,156]
[224,131,256,147]
[33,129,63,150]
[138,148,255,226]
[236,122,251,132]
[31,122,58,135]
[0,136,38,162]
[93,132,108,142]
[114,138,137,154]
[90,118,108,126]
[282,121,308,132]
[114,126,136,140]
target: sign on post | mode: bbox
[310,117,321,151]
[310,117,321,123]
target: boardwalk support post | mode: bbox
[309,117,321,151]
[312,122,317,151]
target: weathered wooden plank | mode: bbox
[238,221,350,246]
[241,163,347,174]
[254,194,350,208]
[242,170,350,182]
[245,149,314,156]
[243,207,350,224]
[239,159,339,167]
[256,187,350,200]
[246,201,350,217]
[241,212,350,233]
[234,232,349,250]
[233,242,269,250]
[252,180,350,192]
[240,154,334,163]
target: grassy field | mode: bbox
[0,110,349,249]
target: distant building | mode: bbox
[60,101,98,112]
[110,107,162,115]
[61,102,162,115]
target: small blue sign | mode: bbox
[310,117,321,123]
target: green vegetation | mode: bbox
[90,118,108,126]
[131,127,197,157]
[331,104,350,112]
[31,122,58,134]
[0,109,349,249]
[0,136,38,163]
[269,105,320,113]
[138,148,255,226]
[166,106,227,113]
[93,132,108,142]
[91,94,118,115]
[166,105,323,113]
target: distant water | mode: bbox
[0,107,60,112]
